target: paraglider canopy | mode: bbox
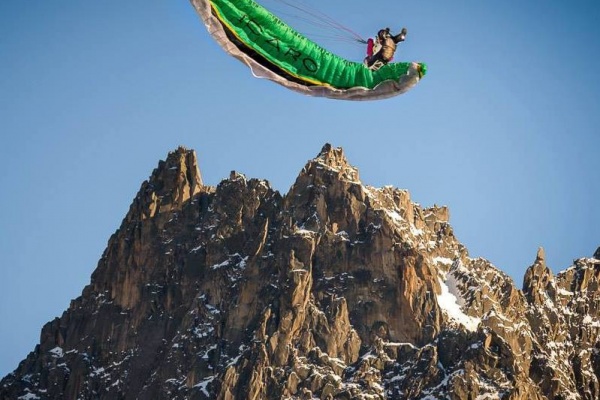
[190,0,426,100]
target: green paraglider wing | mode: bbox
[190,0,426,100]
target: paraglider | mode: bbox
[364,27,408,71]
[189,0,426,100]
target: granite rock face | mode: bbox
[1,145,599,399]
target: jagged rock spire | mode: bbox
[286,144,364,235]
[312,143,360,183]
[126,146,203,223]
[535,246,545,264]
[523,247,555,303]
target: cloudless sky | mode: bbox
[1,0,599,377]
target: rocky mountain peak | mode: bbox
[307,143,360,183]
[126,146,203,224]
[594,246,600,259]
[1,145,599,400]
[523,246,555,304]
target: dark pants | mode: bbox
[365,52,387,70]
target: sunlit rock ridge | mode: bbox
[1,144,599,399]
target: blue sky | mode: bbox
[1,0,599,377]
